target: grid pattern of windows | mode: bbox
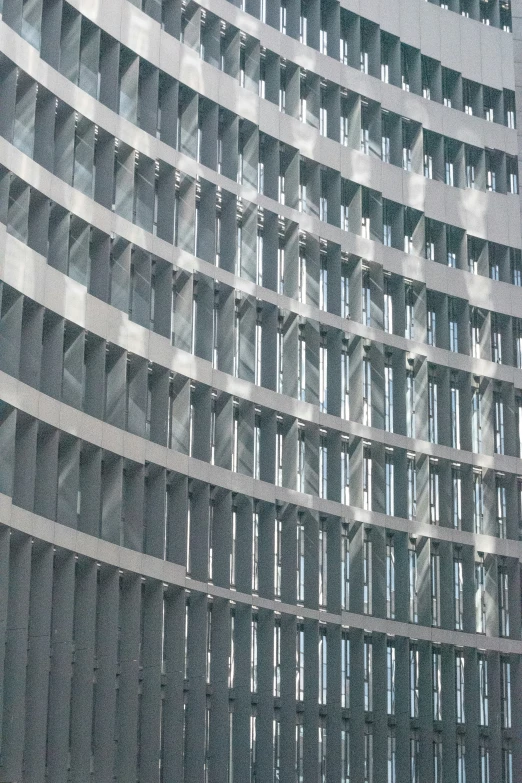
[0,0,520,780]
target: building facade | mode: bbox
[0,0,521,781]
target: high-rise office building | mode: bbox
[0,0,521,780]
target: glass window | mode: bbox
[475,559,486,633]
[387,641,396,715]
[501,658,512,728]
[479,654,489,726]
[410,645,419,718]
[431,550,441,627]
[342,523,350,609]
[454,554,464,631]
[409,542,418,623]
[385,451,395,515]
[341,631,350,708]
[388,730,396,783]
[455,652,465,724]
[363,531,372,614]
[386,538,395,620]
[432,648,442,721]
[318,627,327,705]
[364,638,373,712]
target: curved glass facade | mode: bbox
[0,0,521,780]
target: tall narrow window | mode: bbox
[232,405,239,473]
[319,519,328,608]
[297,515,305,604]
[494,390,505,454]
[273,620,281,697]
[319,252,327,311]
[427,303,436,345]
[402,120,412,167]
[492,314,502,364]
[341,265,350,318]
[252,505,259,593]
[497,477,507,539]
[410,734,420,783]
[296,722,304,783]
[470,308,481,357]
[501,658,512,729]
[363,446,372,511]
[406,368,415,438]
[318,341,328,416]
[208,498,214,581]
[364,727,373,783]
[274,513,282,598]
[341,723,350,783]
[455,651,465,724]
[361,103,370,152]
[341,342,350,420]
[428,372,438,443]
[387,641,396,715]
[479,741,490,783]
[515,321,522,368]
[255,311,262,385]
[341,631,350,708]
[405,284,415,340]
[410,644,419,718]
[319,88,327,136]
[253,412,261,481]
[385,451,395,516]
[407,455,417,519]
[475,558,486,633]
[474,470,484,533]
[276,318,283,394]
[451,380,461,449]
[454,553,464,630]
[502,744,513,783]
[250,714,257,781]
[273,718,280,780]
[341,439,350,506]
[296,624,304,701]
[432,648,442,721]
[385,359,394,432]
[341,522,350,610]
[381,41,390,84]
[434,738,443,783]
[409,541,418,623]
[457,736,466,783]
[452,465,462,530]
[383,201,392,247]
[362,270,371,326]
[447,224,457,265]
[363,531,373,614]
[384,276,393,333]
[364,638,373,712]
[431,549,441,627]
[386,537,395,620]
[227,608,233,687]
[319,433,328,499]
[250,615,257,693]
[297,426,305,493]
[318,626,327,705]
[298,245,306,304]
[429,460,440,525]
[277,240,285,291]
[298,328,306,402]
[449,299,459,352]
[472,387,482,453]
[499,565,510,637]
[319,727,327,783]
[479,653,489,726]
